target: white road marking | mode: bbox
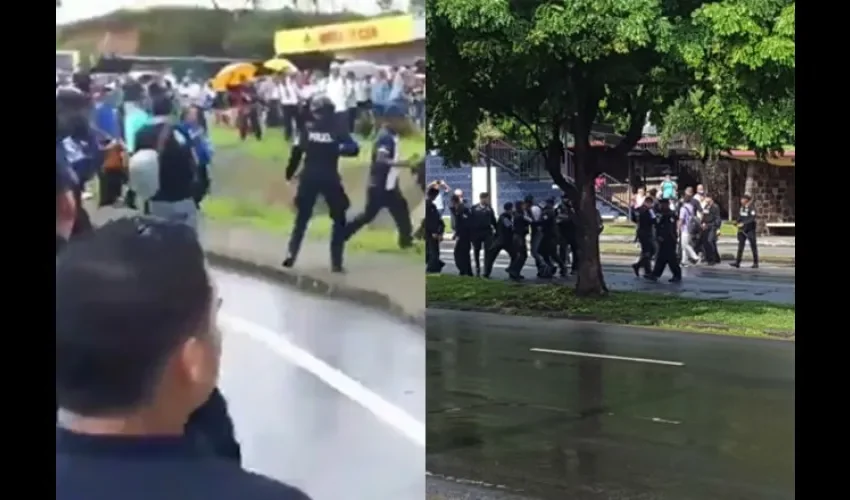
[219,312,426,448]
[530,347,685,367]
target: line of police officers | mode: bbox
[425,190,593,279]
[424,187,760,281]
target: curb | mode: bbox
[205,250,425,330]
[426,304,795,340]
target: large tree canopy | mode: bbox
[660,1,795,156]
[427,0,794,296]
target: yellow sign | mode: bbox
[275,15,415,55]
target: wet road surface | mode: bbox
[211,267,425,500]
[438,250,796,305]
[427,310,795,500]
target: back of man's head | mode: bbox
[56,217,217,421]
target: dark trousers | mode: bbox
[265,100,281,127]
[98,169,126,207]
[71,190,92,237]
[484,238,516,277]
[238,107,262,141]
[558,229,578,271]
[281,104,298,141]
[346,187,413,247]
[735,230,759,264]
[508,235,528,276]
[541,234,565,271]
[347,107,357,133]
[471,233,493,275]
[288,178,349,268]
[634,233,654,275]
[186,388,241,463]
[454,237,473,276]
[703,229,720,263]
[425,236,442,272]
[652,243,682,279]
[194,162,211,206]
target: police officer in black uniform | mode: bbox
[701,195,722,265]
[344,109,417,248]
[425,184,445,273]
[540,197,566,277]
[555,195,578,274]
[507,200,531,280]
[282,95,360,272]
[469,192,498,276]
[483,202,515,278]
[647,198,682,283]
[450,194,474,276]
[730,194,759,268]
[631,196,656,277]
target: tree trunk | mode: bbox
[573,147,608,297]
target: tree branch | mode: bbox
[612,88,649,156]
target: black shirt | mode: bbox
[655,210,678,245]
[512,211,530,237]
[470,203,497,235]
[56,428,310,500]
[737,205,757,233]
[497,212,513,241]
[425,199,444,235]
[452,205,473,238]
[636,206,655,235]
[134,120,197,203]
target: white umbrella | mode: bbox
[340,60,382,78]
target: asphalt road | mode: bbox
[437,249,796,305]
[426,310,795,500]
[211,267,425,500]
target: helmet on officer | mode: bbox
[309,94,335,122]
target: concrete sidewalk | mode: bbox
[88,206,425,325]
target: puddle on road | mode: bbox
[426,317,795,500]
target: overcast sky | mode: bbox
[56,0,410,25]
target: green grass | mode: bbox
[209,125,426,167]
[203,196,422,258]
[426,274,795,338]
[603,221,739,237]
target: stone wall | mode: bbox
[678,158,795,234]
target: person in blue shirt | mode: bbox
[343,108,418,248]
[180,105,214,206]
[282,95,359,272]
[370,73,391,117]
[56,87,104,236]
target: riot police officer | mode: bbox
[540,198,566,277]
[425,184,445,273]
[450,194,474,276]
[470,192,498,276]
[555,195,578,274]
[507,200,531,280]
[631,196,656,277]
[730,194,759,268]
[282,95,360,272]
[483,202,516,278]
[344,109,417,248]
[647,198,682,283]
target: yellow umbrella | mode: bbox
[263,57,298,73]
[211,62,259,92]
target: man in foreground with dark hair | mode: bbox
[56,217,310,500]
